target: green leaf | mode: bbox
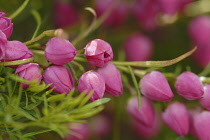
[47,94,66,102]
[22,129,51,138]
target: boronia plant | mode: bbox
[1,0,210,140]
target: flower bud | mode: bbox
[193,111,210,140]
[15,63,42,89]
[95,0,128,27]
[0,30,7,60]
[162,102,189,136]
[127,96,155,127]
[188,16,210,47]
[53,1,78,28]
[157,0,192,15]
[140,71,174,101]
[96,63,123,97]
[64,123,90,140]
[175,71,204,100]
[133,0,160,31]
[0,12,13,39]
[199,85,210,111]
[2,40,33,68]
[45,37,76,65]
[43,65,74,94]
[123,33,153,61]
[133,112,161,138]
[84,39,113,67]
[78,71,105,101]
[188,108,201,138]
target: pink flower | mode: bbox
[84,39,113,67]
[95,0,128,27]
[199,84,210,111]
[193,111,210,140]
[127,96,155,127]
[43,65,74,94]
[0,30,7,60]
[2,40,33,68]
[175,71,204,100]
[162,102,189,136]
[64,123,90,140]
[78,71,105,101]
[140,71,174,101]
[0,12,13,39]
[188,108,201,138]
[96,63,123,97]
[123,33,153,61]
[53,1,78,28]
[15,63,42,89]
[132,0,160,31]
[133,112,161,138]
[45,37,76,65]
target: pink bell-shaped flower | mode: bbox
[43,65,74,94]
[140,71,174,101]
[175,71,204,100]
[45,37,76,65]
[0,30,7,60]
[84,39,113,67]
[78,71,105,101]
[96,63,123,97]
[193,111,210,140]
[162,102,189,136]
[127,96,155,127]
[0,12,13,39]
[199,84,210,111]
[53,1,79,28]
[133,112,161,138]
[2,40,33,68]
[123,33,153,61]
[15,63,42,89]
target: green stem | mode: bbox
[24,30,56,45]
[9,0,30,19]
[31,10,42,39]
[112,47,197,68]
[0,58,33,66]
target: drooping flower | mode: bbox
[84,39,113,67]
[0,12,13,39]
[0,30,7,60]
[78,71,105,101]
[199,84,210,111]
[43,65,74,94]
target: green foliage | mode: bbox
[0,70,110,140]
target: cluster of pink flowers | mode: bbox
[127,70,210,139]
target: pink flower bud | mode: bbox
[127,96,155,127]
[175,71,204,100]
[123,33,153,61]
[45,37,76,65]
[140,71,174,101]
[78,71,105,101]
[0,12,13,39]
[64,123,90,140]
[193,111,210,140]
[84,39,113,67]
[43,65,74,94]
[96,63,123,97]
[188,108,201,138]
[156,0,192,15]
[0,30,7,60]
[133,0,160,31]
[188,16,210,47]
[53,1,78,28]
[162,102,189,136]
[2,41,33,68]
[199,85,210,111]
[15,63,42,89]
[133,112,161,138]
[95,0,128,27]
